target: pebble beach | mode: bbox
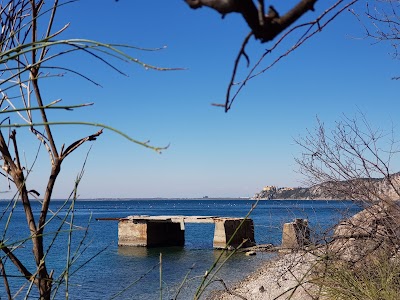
[209,251,318,300]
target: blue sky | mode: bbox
[10,1,399,199]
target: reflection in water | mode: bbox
[118,245,188,258]
[118,246,149,257]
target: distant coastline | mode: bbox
[52,197,252,201]
[49,197,352,202]
[252,173,400,201]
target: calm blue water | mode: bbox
[0,199,360,299]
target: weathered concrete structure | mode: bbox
[281,218,310,249]
[118,216,255,249]
[118,219,185,247]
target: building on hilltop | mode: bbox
[253,185,277,200]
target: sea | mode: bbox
[0,199,361,299]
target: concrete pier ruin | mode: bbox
[118,216,255,249]
[281,218,310,249]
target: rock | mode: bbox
[245,251,256,256]
[251,286,264,294]
[329,200,400,264]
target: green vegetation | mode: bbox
[316,255,400,300]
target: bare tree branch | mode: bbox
[185,0,316,42]
[60,129,103,159]
[1,244,34,283]
[295,114,400,203]
[350,1,400,79]
[184,1,373,111]
[223,0,358,111]
[0,257,12,300]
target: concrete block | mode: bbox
[213,219,255,249]
[281,218,310,249]
[118,219,184,247]
[118,220,148,246]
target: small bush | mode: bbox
[317,254,400,300]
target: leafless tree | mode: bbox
[295,115,400,203]
[291,115,400,298]
[0,1,170,299]
[351,0,400,79]
[184,0,361,111]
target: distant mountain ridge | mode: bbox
[252,173,400,200]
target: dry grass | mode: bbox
[315,253,400,300]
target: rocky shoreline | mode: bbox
[209,199,400,299]
[208,251,318,300]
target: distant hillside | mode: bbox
[252,173,400,200]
